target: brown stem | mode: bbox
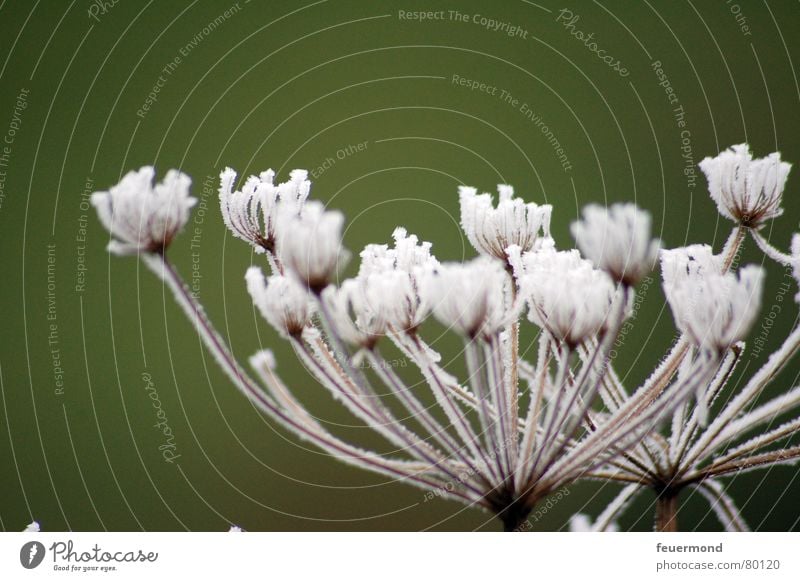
[498,501,533,532]
[655,491,679,532]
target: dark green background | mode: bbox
[1,0,799,531]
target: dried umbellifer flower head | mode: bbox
[91,143,800,532]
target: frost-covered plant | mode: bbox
[92,146,790,531]
[572,144,800,532]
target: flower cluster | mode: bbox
[92,142,800,532]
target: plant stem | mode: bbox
[498,500,533,532]
[655,491,679,532]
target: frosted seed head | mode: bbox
[218,167,311,255]
[571,203,660,286]
[276,201,349,293]
[426,257,509,339]
[513,247,617,347]
[662,251,764,351]
[660,244,723,293]
[91,166,195,255]
[459,184,552,262]
[698,143,791,228]
[245,268,314,338]
[326,229,439,344]
[360,228,438,330]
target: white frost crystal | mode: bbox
[91,166,195,255]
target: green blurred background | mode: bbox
[1,0,799,531]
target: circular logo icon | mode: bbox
[19,541,45,569]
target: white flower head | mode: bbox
[571,203,660,286]
[219,168,310,255]
[459,184,552,262]
[277,201,349,293]
[698,143,792,227]
[245,268,314,338]
[360,228,438,329]
[660,244,723,293]
[91,166,195,255]
[324,228,439,345]
[662,253,764,351]
[23,521,40,532]
[228,525,244,532]
[426,256,510,339]
[510,246,617,347]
